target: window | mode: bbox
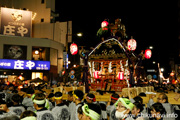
[41,0,45,4]
[41,18,44,22]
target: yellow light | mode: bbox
[32,12,37,20]
[77,33,82,37]
[35,50,39,55]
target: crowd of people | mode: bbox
[0,83,180,120]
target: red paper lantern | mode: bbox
[70,43,78,55]
[118,72,124,80]
[127,39,137,51]
[101,21,109,28]
[145,49,152,59]
[94,71,100,79]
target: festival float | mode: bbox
[88,19,136,92]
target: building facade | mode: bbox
[0,0,72,82]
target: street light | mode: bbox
[153,61,156,64]
[77,33,83,37]
[149,46,153,49]
[161,68,164,72]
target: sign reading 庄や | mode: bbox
[0,59,50,70]
[0,7,32,37]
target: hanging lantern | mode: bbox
[118,72,124,80]
[101,21,109,28]
[127,39,137,51]
[70,43,78,55]
[170,72,175,76]
[145,49,152,59]
[94,71,100,79]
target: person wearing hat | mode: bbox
[78,103,101,120]
[107,93,120,120]
[86,93,96,104]
[33,93,55,120]
[8,94,25,117]
[115,97,134,120]
[73,90,84,120]
[52,92,70,120]
[67,91,76,120]
[22,87,35,112]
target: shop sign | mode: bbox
[0,7,32,37]
[0,59,50,70]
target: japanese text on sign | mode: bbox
[0,59,50,70]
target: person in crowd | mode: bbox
[130,96,147,119]
[73,90,84,120]
[33,93,55,120]
[8,94,25,117]
[99,102,107,120]
[86,93,96,104]
[20,110,37,120]
[115,97,134,120]
[77,103,101,120]
[38,90,53,110]
[131,102,144,120]
[68,91,76,120]
[65,91,74,107]
[22,87,35,111]
[52,92,70,120]
[4,84,16,107]
[147,92,175,120]
[150,103,166,120]
[0,100,16,119]
[47,92,55,107]
[106,93,119,120]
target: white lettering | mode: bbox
[26,61,35,70]
[14,60,24,69]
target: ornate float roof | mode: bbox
[88,38,128,60]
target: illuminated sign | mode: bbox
[0,7,32,37]
[0,59,50,70]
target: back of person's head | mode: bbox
[26,87,35,95]
[133,102,143,113]
[12,90,18,94]
[11,94,21,104]
[47,93,54,99]
[54,92,63,100]
[159,93,168,103]
[86,93,96,102]
[96,90,103,95]
[133,96,143,104]
[111,93,119,101]
[139,92,146,97]
[73,90,84,101]
[152,103,166,115]
[20,110,37,120]
[68,91,73,97]
[33,93,46,108]
[34,93,45,100]
[82,103,101,120]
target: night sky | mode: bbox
[56,1,178,76]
